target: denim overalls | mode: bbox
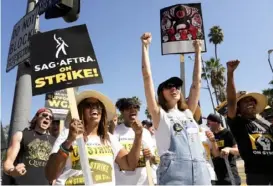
[156,109,211,185]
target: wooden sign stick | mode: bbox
[145,159,154,186]
[66,87,94,186]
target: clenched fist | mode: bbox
[205,130,216,142]
[193,40,202,53]
[227,60,240,73]
[141,32,152,46]
[10,163,27,177]
[131,120,143,135]
[67,118,84,143]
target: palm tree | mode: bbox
[201,57,226,105]
[117,113,124,124]
[145,107,152,121]
[208,26,224,60]
[263,80,273,107]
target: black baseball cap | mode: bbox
[157,77,183,96]
[207,113,222,123]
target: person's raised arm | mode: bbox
[187,40,202,114]
[226,60,240,119]
[115,120,143,170]
[3,131,27,177]
[141,33,160,129]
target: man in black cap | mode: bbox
[207,113,241,185]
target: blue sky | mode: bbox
[1,0,273,126]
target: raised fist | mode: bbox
[141,32,152,46]
[227,60,240,73]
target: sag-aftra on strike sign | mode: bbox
[6,7,39,72]
[30,24,103,96]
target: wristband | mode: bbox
[61,141,73,152]
[60,144,70,154]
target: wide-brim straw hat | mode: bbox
[236,91,268,114]
[65,90,116,127]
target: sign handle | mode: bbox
[66,88,94,185]
[145,159,154,186]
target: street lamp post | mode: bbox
[268,49,273,73]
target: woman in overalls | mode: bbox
[140,32,211,185]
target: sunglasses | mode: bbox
[164,83,181,90]
[40,113,53,120]
[83,101,103,110]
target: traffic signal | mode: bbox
[45,0,80,23]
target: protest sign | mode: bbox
[160,3,206,55]
[45,89,69,120]
[30,24,103,96]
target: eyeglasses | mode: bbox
[40,113,53,120]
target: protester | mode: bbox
[45,90,143,185]
[226,60,273,185]
[141,32,211,185]
[113,98,156,185]
[207,113,241,185]
[3,108,56,185]
[50,120,61,138]
[108,114,118,134]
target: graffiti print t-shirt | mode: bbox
[113,124,155,185]
[51,129,123,186]
[227,116,273,174]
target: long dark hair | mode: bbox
[78,99,109,143]
[158,91,188,112]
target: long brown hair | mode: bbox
[78,99,109,143]
[158,91,188,112]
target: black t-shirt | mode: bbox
[212,128,241,184]
[227,116,273,175]
[14,128,56,185]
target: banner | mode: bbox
[45,89,69,120]
[30,24,103,96]
[160,3,206,55]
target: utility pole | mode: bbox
[8,0,39,144]
[180,55,186,95]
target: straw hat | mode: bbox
[65,90,116,127]
[236,91,268,114]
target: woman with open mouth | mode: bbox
[45,90,143,186]
[140,32,211,185]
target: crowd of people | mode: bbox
[2,33,273,185]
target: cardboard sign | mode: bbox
[30,24,103,96]
[160,3,206,55]
[45,89,69,120]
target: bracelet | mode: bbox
[61,141,73,152]
[60,144,70,154]
[58,148,69,159]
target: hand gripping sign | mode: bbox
[67,88,93,185]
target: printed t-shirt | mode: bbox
[51,129,123,186]
[227,116,273,174]
[113,124,156,185]
[212,128,241,184]
[199,127,217,181]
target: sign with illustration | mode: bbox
[160,3,206,55]
[30,24,103,96]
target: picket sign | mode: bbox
[224,156,236,185]
[66,87,94,186]
[143,142,154,186]
[145,159,154,186]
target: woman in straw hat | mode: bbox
[226,60,273,185]
[45,90,143,186]
[140,32,211,185]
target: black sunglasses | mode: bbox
[164,83,181,90]
[83,101,103,110]
[40,113,53,120]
